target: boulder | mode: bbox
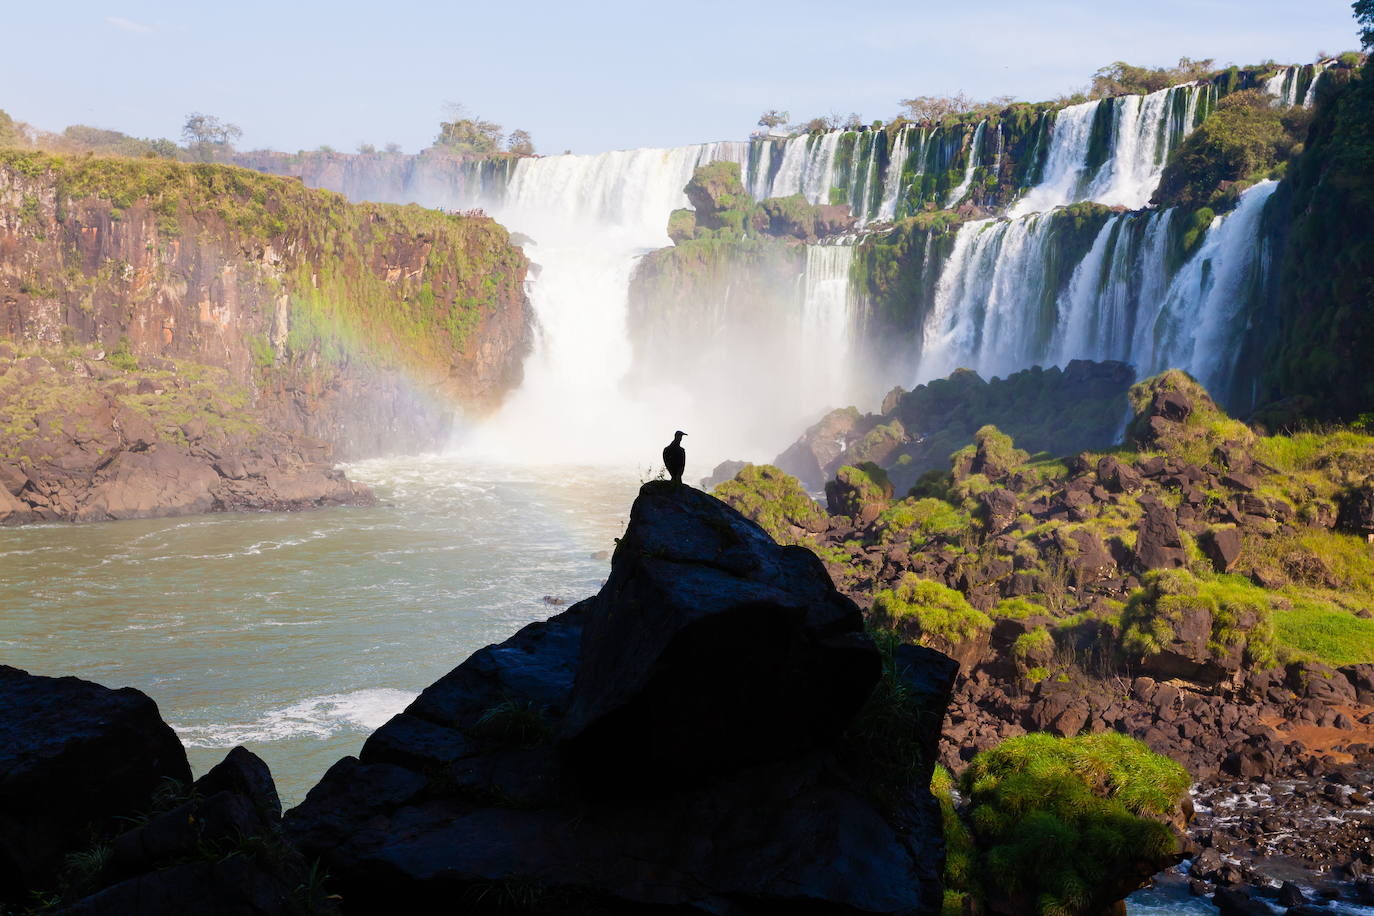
[0,666,191,901]
[286,483,955,914]
[1337,478,1374,537]
[699,458,747,490]
[1135,504,1188,570]
[1200,526,1242,572]
[774,407,870,490]
[562,481,879,792]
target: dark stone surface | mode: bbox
[562,481,879,793]
[0,665,190,901]
[285,483,953,915]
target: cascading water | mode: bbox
[945,121,986,208]
[915,181,1277,398]
[798,241,860,398]
[1265,61,1331,108]
[1010,83,1211,215]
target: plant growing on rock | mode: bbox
[1120,569,1278,671]
[711,463,825,545]
[959,732,1190,915]
[872,574,992,648]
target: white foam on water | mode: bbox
[173,688,417,747]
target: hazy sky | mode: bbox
[4,1,1361,156]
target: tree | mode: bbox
[357,142,377,154]
[384,142,402,154]
[897,92,974,123]
[0,109,26,148]
[506,129,535,156]
[757,109,789,130]
[1357,0,1374,50]
[181,112,242,161]
[843,112,864,130]
[434,103,503,156]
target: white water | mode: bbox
[945,121,986,208]
[1265,61,1330,108]
[450,140,871,468]
[1147,180,1279,393]
[1011,84,1207,215]
[918,180,1276,391]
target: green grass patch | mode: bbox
[872,574,992,645]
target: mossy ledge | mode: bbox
[0,149,532,458]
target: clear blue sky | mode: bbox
[3,1,1361,155]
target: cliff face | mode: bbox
[0,151,531,458]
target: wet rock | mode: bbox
[1213,886,1271,915]
[0,666,190,902]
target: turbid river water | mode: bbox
[0,456,638,805]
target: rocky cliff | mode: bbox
[0,151,532,521]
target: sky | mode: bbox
[3,1,1361,156]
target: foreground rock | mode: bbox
[287,481,958,914]
[0,666,331,913]
[0,666,190,902]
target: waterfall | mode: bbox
[799,242,859,397]
[914,182,1276,396]
[1010,83,1209,215]
[876,128,911,221]
[1265,62,1330,108]
[1146,181,1279,395]
[945,121,986,208]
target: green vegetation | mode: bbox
[871,574,992,646]
[1273,601,1374,666]
[1266,55,1374,420]
[0,346,263,460]
[931,764,977,916]
[828,462,894,516]
[470,699,553,749]
[959,733,1189,916]
[1090,58,1215,97]
[712,464,825,544]
[107,336,138,372]
[1120,569,1278,668]
[1155,90,1311,211]
[876,497,973,550]
[0,149,525,380]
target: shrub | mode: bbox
[107,335,138,371]
[993,597,1050,619]
[960,733,1190,915]
[932,764,978,915]
[872,574,992,645]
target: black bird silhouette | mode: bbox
[663,430,687,485]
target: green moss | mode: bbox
[107,335,138,371]
[960,733,1189,916]
[713,464,825,545]
[875,496,973,549]
[872,574,993,645]
[1120,569,1278,668]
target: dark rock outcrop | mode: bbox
[0,666,190,902]
[286,482,956,914]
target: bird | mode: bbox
[663,430,687,485]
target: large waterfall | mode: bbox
[238,71,1291,461]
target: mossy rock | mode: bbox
[825,462,894,521]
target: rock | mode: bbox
[699,458,747,490]
[1213,886,1271,916]
[1341,664,1374,704]
[286,482,955,914]
[1135,504,1188,570]
[0,666,191,901]
[562,481,879,792]
[1191,847,1223,880]
[825,463,893,523]
[193,745,282,821]
[1277,880,1306,906]
[1337,478,1374,537]
[1200,526,1242,572]
[774,407,869,490]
